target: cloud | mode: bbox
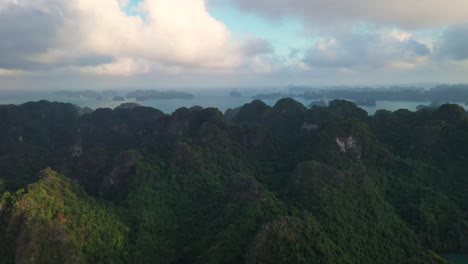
[77,58,152,76]
[303,29,431,69]
[242,37,273,56]
[1,0,467,87]
[227,0,468,28]
[0,0,245,75]
[288,48,300,59]
[404,39,431,56]
[0,68,24,76]
[437,24,468,61]
[0,2,62,70]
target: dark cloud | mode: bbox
[288,48,300,59]
[404,39,430,56]
[226,0,468,28]
[303,31,430,68]
[49,55,117,68]
[438,24,468,61]
[73,56,115,67]
[242,37,273,56]
[0,4,62,70]
[0,3,117,71]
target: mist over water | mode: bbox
[2,88,463,115]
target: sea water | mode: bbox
[0,90,465,115]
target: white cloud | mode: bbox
[303,28,431,69]
[227,0,468,28]
[0,0,247,75]
[77,58,151,76]
[0,68,23,76]
[2,0,468,87]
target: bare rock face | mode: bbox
[71,143,83,158]
[301,122,318,132]
[335,136,362,160]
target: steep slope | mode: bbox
[0,169,128,264]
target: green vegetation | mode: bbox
[0,169,128,264]
[0,99,466,263]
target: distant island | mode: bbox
[101,90,119,97]
[126,90,195,101]
[252,84,468,103]
[112,96,125,102]
[309,100,327,107]
[53,90,102,100]
[416,101,443,110]
[252,92,302,100]
[52,89,195,102]
[230,90,242,97]
[303,84,468,102]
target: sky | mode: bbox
[1,0,468,90]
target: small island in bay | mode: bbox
[309,100,327,107]
[126,90,195,101]
[101,90,119,97]
[416,101,443,110]
[112,96,125,102]
[252,92,301,100]
[252,85,468,104]
[54,90,103,100]
[230,90,242,97]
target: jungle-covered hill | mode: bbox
[0,99,466,263]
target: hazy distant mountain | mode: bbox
[112,96,125,102]
[126,90,195,101]
[229,90,242,97]
[54,90,103,100]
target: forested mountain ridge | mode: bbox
[0,99,466,263]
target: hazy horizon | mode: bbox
[0,82,461,93]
